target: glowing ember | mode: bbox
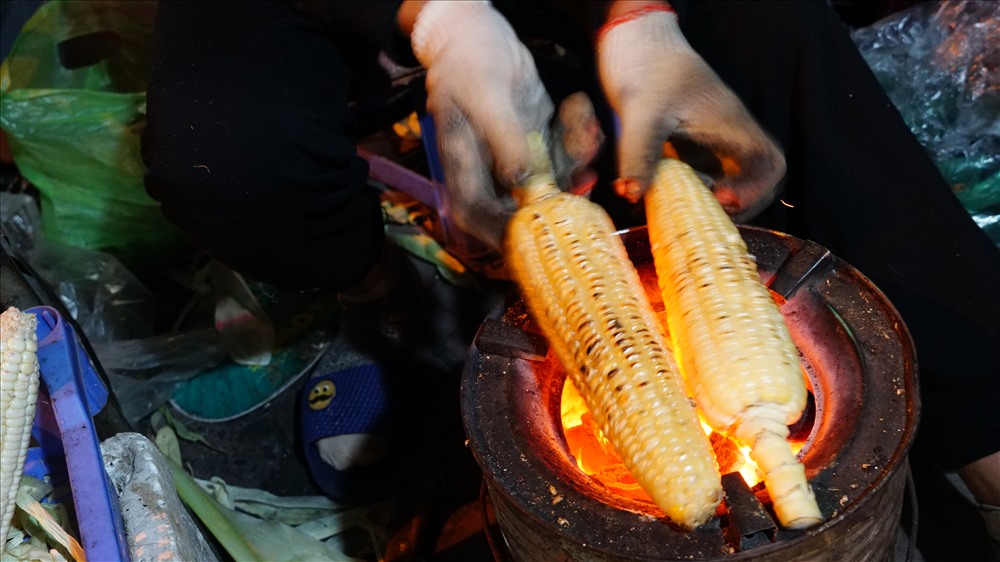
[560,378,807,495]
[560,378,648,501]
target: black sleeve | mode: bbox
[672,0,1000,470]
[289,0,614,69]
[286,0,417,66]
[142,0,384,293]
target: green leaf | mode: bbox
[167,461,364,562]
[162,407,223,452]
[154,425,183,466]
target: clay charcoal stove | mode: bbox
[462,226,919,562]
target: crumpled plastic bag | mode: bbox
[2,191,306,425]
[853,1,1000,246]
[101,433,220,562]
[1,192,158,345]
[0,0,185,265]
[169,464,375,561]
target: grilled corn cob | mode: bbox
[1,306,41,540]
[504,137,722,529]
[645,158,823,529]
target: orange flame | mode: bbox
[560,379,803,492]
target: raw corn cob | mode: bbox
[1,306,41,540]
[504,136,722,529]
[645,158,823,529]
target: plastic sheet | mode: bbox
[853,1,1000,246]
[0,192,42,258]
[28,240,157,344]
[95,328,227,425]
[1,192,157,344]
[1,193,215,424]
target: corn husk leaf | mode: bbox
[195,477,379,529]
[358,518,391,562]
[151,407,222,453]
[2,529,69,562]
[293,508,378,543]
[4,480,84,562]
[386,225,472,287]
[154,425,183,466]
[167,460,362,562]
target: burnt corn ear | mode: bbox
[505,166,722,530]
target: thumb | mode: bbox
[435,109,513,251]
[549,92,604,190]
[614,105,678,203]
[473,95,531,184]
[464,86,551,187]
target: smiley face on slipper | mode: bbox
[308,380,336,410]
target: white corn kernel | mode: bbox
[1,307,41,541]
[646,159,823,529]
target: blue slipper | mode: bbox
[300,363,400,505]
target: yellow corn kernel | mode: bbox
[645,158,823,529]
[505,169,721,529]
[1,306,41,541]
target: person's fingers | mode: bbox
[462,79,554,188]
[679,121,786,220]
[616,103,679,203]
[549,92,604,190]
[435,109,512,250]
[711,148,785,222]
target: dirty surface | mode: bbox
[0,164,990,561]
[160,255,991,562]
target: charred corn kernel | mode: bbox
[1,306,41,540]
[645,159,823,529]
[505,151,722,529]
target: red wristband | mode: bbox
[596,4,677,43]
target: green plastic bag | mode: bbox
[0,0,184,264]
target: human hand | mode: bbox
[598,4,785,221]
[409,1,600,251]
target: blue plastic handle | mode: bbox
[27,306,130,562]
